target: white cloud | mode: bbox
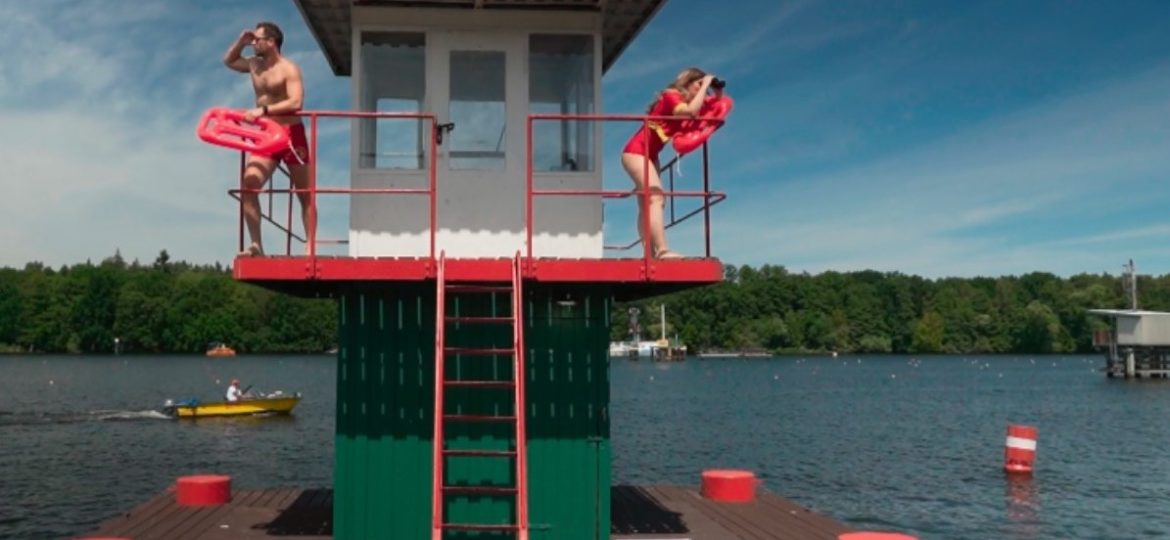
[604,2,807,87]
[3,0,1168,282]
[0,108,240,266]
[0,1,348,267]
[710,64,1170,277]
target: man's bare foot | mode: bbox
[654,248,684,260]
[238,244,264,257]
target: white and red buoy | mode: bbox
[1004,424,1037,474]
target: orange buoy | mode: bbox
[1004,424,1037,474]
[839,533,918,540]
[700,469,757,502]
[175,474,232,506]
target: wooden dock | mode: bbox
[86,485,854,540]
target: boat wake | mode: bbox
[0,409,171,426]
[91,410,172,422]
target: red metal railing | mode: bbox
[525,113,727,264]
[227,110,725,265]
[227,110,439,258]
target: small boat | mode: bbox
[162,392,302,418]
[206,343,236,357]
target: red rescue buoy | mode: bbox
[196,107,289,154]
[700,469,756,502]
[175,474,232,506]
[671,95,734,156]
[839,533,919,540]
[1004,424,1037,474]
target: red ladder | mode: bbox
[431,252,529,540]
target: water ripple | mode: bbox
[3,354,1169,540]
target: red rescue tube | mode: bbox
[196,107,289,154]
[700,469,756,502]
[671,95,734,156]
[175,474,232,506]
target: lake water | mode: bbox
[1,354,1166,540]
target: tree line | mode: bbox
[612,265,1149,355]
[0,253,1149,355]
[0,251,336,354]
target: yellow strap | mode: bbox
[647,121,670,143]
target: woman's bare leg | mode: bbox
[621,152,675,257]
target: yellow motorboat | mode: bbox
[163,392,302,418]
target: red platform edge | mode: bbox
[233,256,723,284]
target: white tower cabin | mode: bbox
[232,3,726,538]
[297,0,664,259]
[235,0,723,288]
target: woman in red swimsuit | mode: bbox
[622,67,717,259]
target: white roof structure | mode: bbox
[293,0,668,76]
[1089,309,1170,346]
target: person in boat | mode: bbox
[226,379,244,402]
[222,21,314,257]
[620,67,721,260]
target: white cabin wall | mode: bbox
[348,8,604,258]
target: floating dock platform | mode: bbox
[86,485,854,540]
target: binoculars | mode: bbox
[710,78,726,90]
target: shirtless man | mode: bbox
[223,22,314,257]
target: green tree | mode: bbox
[911,311,945,353]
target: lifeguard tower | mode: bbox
[1089,261,1170,378]
[235,1,725,538]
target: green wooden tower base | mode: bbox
[334,282,612,539]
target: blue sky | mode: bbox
[2,0,1169,278]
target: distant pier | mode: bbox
[1089,309,1170,379]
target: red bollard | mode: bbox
[175,475,232,506]
[839,533,918,540]
[1004,424,1037,474]
[700,469,757,502]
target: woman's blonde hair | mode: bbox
[647,67,707,113]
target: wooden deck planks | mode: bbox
[87,484,853,540]
[616,485,852,540]
[664,487,845,540]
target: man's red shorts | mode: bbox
[255,123,311,166]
